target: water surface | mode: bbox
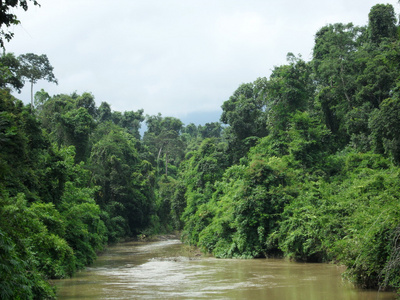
[56,239,397,299]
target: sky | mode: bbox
[5,0,400,125]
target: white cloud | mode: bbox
[6,0,400,120]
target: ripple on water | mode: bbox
[56,239,398,300]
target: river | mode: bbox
[55,238,397,299]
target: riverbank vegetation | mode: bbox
[1,2,400,298]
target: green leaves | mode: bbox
[175,5,400,292]
[221,82,267,162]
[2,1,400,294]
[368,4,397,45]
[181,140,295,258]
[90,123,153,237]
[370,96,400,164]
[18,53,57,108]
[0,1,40,48]
[0,229,52,300]
[62,107,95,162]
[18,53,57,85]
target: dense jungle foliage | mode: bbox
[1,2,400,298]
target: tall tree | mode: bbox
[120,109,145,139]
[368,4,397,45]
[313,23,365,147]
[97,101,112,123]
[90,123,154,237]
[220,81,268,163]
[143,114,184,175]
[265,53,314,133]
[18,53,58,109]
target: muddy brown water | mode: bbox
[55,239,397,299]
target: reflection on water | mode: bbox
[55,239,397,299]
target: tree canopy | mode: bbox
[18,53,58,109]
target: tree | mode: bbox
[0,52,23,91]
[221,82,266,141]
[120,109,145,139]
[220,81,268,163]
[90,123,154,237]
[198,122,222,139]
[76,92,97,118]
[157,129,184,176]
[354,42,399,109]
[143,114,184,175]
[265,54,314,133]
[18,53,58,109]
[313,23,365,147]
[183,123,198,138]
[0,0,40,48]
[368,4,397,45]
[98,101,112,122]
[62,107,96,163]
[369,96,400,164]
[34,88,50,109]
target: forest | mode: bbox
[1,1,400,299]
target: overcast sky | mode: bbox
[6,0,400,124]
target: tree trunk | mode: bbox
[30,80,34,110]
[165,153,168,176]
[157,145,163,175]
[340,59,352,104]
